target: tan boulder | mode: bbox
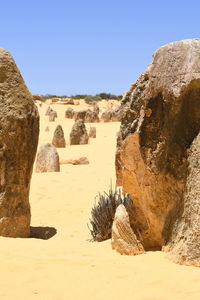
[52,125,66,148]
[0,48,39,237]
[70,120,89,145]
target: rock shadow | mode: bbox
[30,226,57,240]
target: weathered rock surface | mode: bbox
[115,39,200,265]
[101,108,121,122]
[35,143,60,172]
[52,125,66,148]
[111,204,145,255]
[70,120,89,145]
[85,109,99,123]
[60,157,89,165]
[0,48,39,237]
[65,107,74,119]
[166,132,200,266]
[74,110,88,121]
[89,126,96,138]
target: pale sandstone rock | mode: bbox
[116,39,200,265]
[111,204,144,255]
[0,48,39,237]
[35,143,60,172]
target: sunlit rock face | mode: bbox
[0,48,39,237]
[115,39,200,266]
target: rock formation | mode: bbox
[89,126,96,138]
[35,143,60,172]
[74,110,88,121]
[70,120,89,145]
[115,39,200,266]
[101,108,121,122]
[0,48,39,237]
[65,107,74,119]
[52,125,66,148]
[111,204,144,255]
[85,109,99,123]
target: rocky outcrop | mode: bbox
[115,39,200,265]
[70,120,89,145]
[65,107,74,119]
[35,143,60,172]
[111,204,145,255]
[0,48,39,237]
[89,126,96,138]
[52,125,66,148]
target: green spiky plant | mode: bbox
[88,186,133,242]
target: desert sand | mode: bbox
[0,102,200,300]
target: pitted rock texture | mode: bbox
[0,48,39,237]
[84,109,99,123]
[111,204,144,255]
[70,120,89,145]
[74,110,88,122]
[115,39,200,264]
[35,143,60,172]
[52,125,66,148]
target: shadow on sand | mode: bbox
[30,226,57,240]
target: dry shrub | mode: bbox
[88,187,133,242]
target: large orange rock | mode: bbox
[115,39,200,265]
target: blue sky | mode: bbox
[0,0,199,96]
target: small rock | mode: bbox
[111,204,144,255]
[52,125,66,148]
[89,126,96,138]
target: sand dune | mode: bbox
[0,103,200,300]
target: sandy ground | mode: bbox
[0,102,200,300]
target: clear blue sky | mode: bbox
[1,0,199,96]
